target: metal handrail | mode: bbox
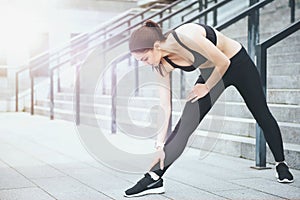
[16,11,135,74]
[17,1,179,76]
[22,3,171,75]
[15,1,184,112]
[215,0,273,30]
[47,0,188,119]
[180,0,232,23]
[256,20,300,93]
[15,11,134,111]
[156,0,202,24]
[255,19,299,168]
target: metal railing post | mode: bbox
[248,0,260,61]
[204,0,208,24]
[253,44,268,169]
[248,0,267,169]
[50,70,54,120]
[75,63,80,125]
[15,73,19,112]
[134,59,139,97]
[213,0,218,26]
[198,0,203,23]
[56,53,61,93]
[289,0,295,23]
[102,43,107,95]
[111,62,117,134]
[57,70,61,94]
[30,70,34,115]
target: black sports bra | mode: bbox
[163,24,217,72]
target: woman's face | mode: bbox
[132,48,161,67]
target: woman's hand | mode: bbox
[150,146,165,170]
[186,83,210,103]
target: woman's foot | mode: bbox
[275,162,294,183]
[124,173,165,198]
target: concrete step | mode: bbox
[222,87,300,105]
[136,86,300,105]
[267,44,300,55]
[190,130,300,169]
[174,75,300,90]
[267,63,300,76]
[27,101,300,146]
[267,53,300,65]
[25,103,300,170]
[268,75,300,89]
[194,115,300,146]
[209,101,300,124]
[231,33,300,47]
[33,94,300,145]
[49,91,300,123]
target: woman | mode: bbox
[124,20,294,197]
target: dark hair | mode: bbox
[129,20,166,53]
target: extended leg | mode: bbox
[232,57,284,162]
[151,74,227,177]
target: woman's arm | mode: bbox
[155,71,171,148]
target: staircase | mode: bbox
[22,0,300,169]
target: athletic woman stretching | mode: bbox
[124,20,294,197]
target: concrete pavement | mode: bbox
[0,112,299,200]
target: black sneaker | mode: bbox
[124,173,165,198]
[276,162,294,183]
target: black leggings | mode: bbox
[151,46,285,177]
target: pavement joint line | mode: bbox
[0,134,117,200]
[0,186,40,191]
[165,177,231,200]
[1,114,299,199]
[225,178,292,200]
[0,123,151,199]
[1,128,234,200]
[0,157,59,200]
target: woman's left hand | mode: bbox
[186,83,210,103]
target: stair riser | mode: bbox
[268,64,300,76]
[267,54,300,64]
[197,118,300,145]
[137,87,300,105]
[190,134,300,169]
[27,104,300,146]
[37,94,300,124]
[267,45,300,54]
[268,76,300,89]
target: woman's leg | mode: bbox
[230,50,285,162]
[231,55,293,182]
[151,74,228,177]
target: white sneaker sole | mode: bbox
[124,186,165,198]
[275,172,294,183]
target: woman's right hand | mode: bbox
[150,146,165,170]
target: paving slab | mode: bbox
[212,188,284,200]
[0,113,299,200]
[229,178,300,200]
[32,176,113,200]
[0,187,56,200]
